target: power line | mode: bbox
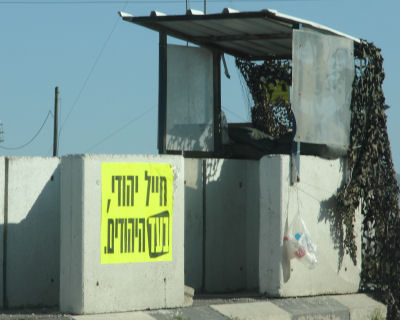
[84,106,155,153]
[0,0,331,4]
[0,111,51,150]
[222,105,247,122]
[58,15,120,137]
[58,1,129,151]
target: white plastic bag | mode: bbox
[284,212,318,269]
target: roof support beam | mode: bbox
[213,52,222,153]
[192,33,291,42]
[158,32,167,154]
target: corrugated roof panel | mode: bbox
[224,40,272,56]
[208,17,292,35]
[120,9,359,59]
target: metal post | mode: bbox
[158,32,167,154]
[213,52,222,153]
[53,86,59,157]
[204,0,207,14]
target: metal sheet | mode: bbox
[120,9,359,60]
[166,45,214,152]
[292,29,354,149]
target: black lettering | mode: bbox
[127,176,134,206]
[147,211,170,258]
[160,177,167,206]
[123,176,126,206]
[139,218,145,252]
[129,218,134,252]
[118,218,124,253]
[124,218,128,253]
[145,171,151,206]
[107,219,114,253]
[115,176,122,206]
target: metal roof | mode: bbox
[119,9,359,60]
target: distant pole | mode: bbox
[186,0,189,46]
[53,86,59,157]
[204,0,207,14]
[0,121,4,143]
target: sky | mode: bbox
[0,0,399,172]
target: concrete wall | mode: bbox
[184,158,259,293]
[59,154,185,314]
[184,159,203,291]
[259,154,361,297]
[0,157,4,309]
[0,153,361,310]
[3,157,60,308]
[6,157,60,307]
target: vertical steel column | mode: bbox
[158,32,167,154]
[53,86,59,157]
[213,52,222,153]
[3,158,8,308]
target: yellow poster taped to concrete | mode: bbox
[101,163,173,264]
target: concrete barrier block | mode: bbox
[60,154,184,314]
[184,158,259,293]
[183,158,203,291]
[259,154,361,296]
[6,156,60,307]
[205,159,259,293]
[0,157,4,309]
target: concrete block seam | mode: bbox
[2,157,9,309]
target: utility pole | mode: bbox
[53,86,59,157]
[204,0,207,14]
[0,121,4,143]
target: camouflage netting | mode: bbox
[235,58,294,137]
[236,41,400,319]
[342,40,400,320]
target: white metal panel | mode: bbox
[292,29,355,149]
[121,9,359,59]
[166,45,214,152]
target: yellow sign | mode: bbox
[263,80,290,104]
[101,163,173,264]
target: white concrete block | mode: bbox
[205,159,258,292]
[259,154,361,296]
[211,301,292,320]
[332,294,387,320]
[71,311,157,320]
[0,157,4,309]
[60,154,185,314]
[184,158,203,291]
[184,158,259,293]
[6,157,60,307]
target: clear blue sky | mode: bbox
[1,0,399,172]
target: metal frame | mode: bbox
[158,32,167,154]
[158,35,223,156]
[213,52,222,153]
[122,11,296,60]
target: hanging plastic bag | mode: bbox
[284,212,318,269]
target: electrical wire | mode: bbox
[58,14,121,138]
[58,0,129,152]
[0,111,52,150]
[84,105,155,153]
[0,0,334,4]
[222,105,247,122]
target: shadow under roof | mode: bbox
[119,9,359,60]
